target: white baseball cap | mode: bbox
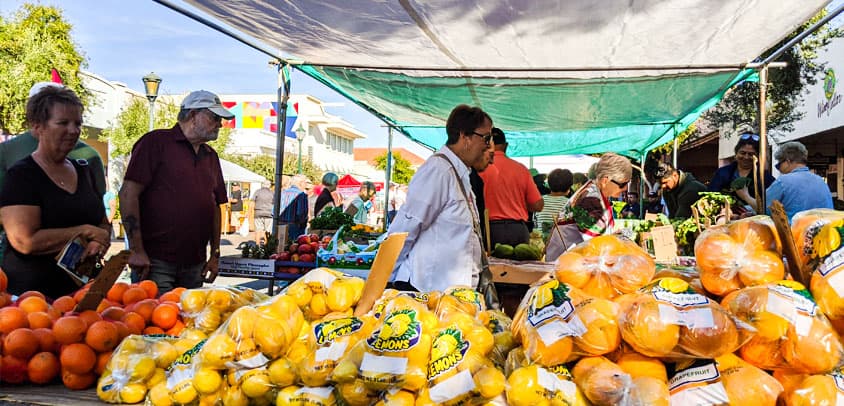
[180,90,234,119]
[29,82,65,98]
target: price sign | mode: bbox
[651,225,678,263]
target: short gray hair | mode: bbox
[774,141,808,164]
[594,153,633,182]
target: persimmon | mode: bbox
[138,280,159,299]
[122,312,146,335]
[26,311,53,329]
[32,328,59,353]
[61,368,95,390]
[51,296,76,314]
[122,287,148,306]
[100,306,125,321]
[18,296,49,314]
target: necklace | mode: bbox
[33,153,72,188]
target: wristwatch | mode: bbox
[211,248,221,258]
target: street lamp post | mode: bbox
[294,121,306,174]
[142,72,162,131]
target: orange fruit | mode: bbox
[618,296,680,357]
[728,219,779,253]
[159,291,181,304]
[51,296,77,314]
[61,368,95,390]
[783,318,843,374]
[100,306,125,321]
[106,282,130,304]
[143,326,166,335]
[60,343,96,374]
[572,356,630,405]
[737,250,785,287]
[18,296,50,314]
[615,352,667,382]
[72,287,89,304]
[27,311,53,329]
[52,316,88,345]
[139,280,159,299]
[85,320,120,353]
[113,321,130,341]
[0,292,12,308]
[166,319,185,336]
[16,290,46,305]
[4,328,39,359]
[555,252,592,289]
[45,306,61,321]
[32,328,59,353]
[719,357,783,405]
[152,303,180,330]
[131,298,159,322]
[0,268,7,292]
[785,375,839,405]
[678,305,739,358]
[739,335,786,370]
[0,354,29,384]
[0,306,29,333]
[27,352,60,384]
[574,298,621,355]
[122,287,148,306]
[95,351,111,375]
[122,312,146,335]
[77,309,102,327]
[699,266,742,297]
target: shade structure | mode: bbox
[220,158,268,184]
[182,0,829,158]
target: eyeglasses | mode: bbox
[740,133,760,141]
[471,131,493,145]
[736,150,757,157]
[775,160,789,171]
[611,179,630,188]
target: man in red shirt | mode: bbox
[479,128,544,247]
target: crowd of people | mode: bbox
[0,83,836,306]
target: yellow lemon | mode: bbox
[180,289,208,313]
[205,289,232,311]
[179,328,208,342]
[193,368,222,395]
[253,317,290,358]
[235,338,261,362]
[200,333,237,369]
[310,293,329,318]
[147,382,172,406]
[147,368,166,387]
[474,366,506,399]
[169,380,197,405]
[95,374,120,403]
[222,385,249,406]
[268,357,297,386]
[658,277,690,293]
[286,284,313,308]
[194,309,223,333]
[227,307,258,341]
[506,366,546,406]
[130,356,156,381]
[286,340,310,364]
[276,385,300,405]
[240,369,272,398]
[150,341,179,369]
[119,382,148,404]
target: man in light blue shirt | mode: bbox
[766,141,833,221]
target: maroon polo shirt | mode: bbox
[124,124,227,264]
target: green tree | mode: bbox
[225,153,321,185]
[0,4,89,134]
[374,152,416,184]
[702,10,842,134]
[99,98,180,157]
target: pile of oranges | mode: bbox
[0,271,184,390]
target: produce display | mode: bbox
[5,210,844,406]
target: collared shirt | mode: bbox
[560,181,614,241]
[479,151,542,221]
[389,146,482,292]
[766,166,833,221]
[124,124,227,264]
[279,185,308,225]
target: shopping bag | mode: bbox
[545,222,583,262]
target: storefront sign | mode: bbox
[819,68,841,118]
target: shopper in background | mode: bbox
[536,168,573,235]
[252,181,273,243]
[346,181,377,224]
[709,132,774,210]
[559,153,632,241]
[278,174,310,241]
[313,172,339,216]
[658,162,708,219]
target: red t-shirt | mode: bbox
[479,151,542,221]
[124,125,228,264]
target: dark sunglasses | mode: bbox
[740,133,760,141]
[471,131,493,145]
[611,179,630,188]
[775,161,788,171]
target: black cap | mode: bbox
[491,127,506,145]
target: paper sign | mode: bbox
[651,225,678,263]
[644,213,660,222]
[354,232,408,316]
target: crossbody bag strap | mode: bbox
[432,154,482,236]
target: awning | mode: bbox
[220,159,268,184]
[180,0,829,158]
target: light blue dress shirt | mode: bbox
[766,166,833,221]
[389,146,482,292]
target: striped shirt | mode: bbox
[279,185,308,225]
[536,195,569,229]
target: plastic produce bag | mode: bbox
[298,314,377,387]
[791,208,844,269]
[506,363,588,406]
[721,280,844,374]
[478,310,517,369]
[571,356,669,406]
[782,367,844,405]
[435,286,486,319]
[276,385,338,405]
[791,210,844,333]
[617,277,754,359]
[669,354,783,406]
[280,268,365,322]
[555,235,656,299]
[96,335,181,404]
[179,286,269,335]
[694,216,785,296]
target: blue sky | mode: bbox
[0,0,433,157]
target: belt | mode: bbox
[489,219,526,225]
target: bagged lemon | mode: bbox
[505,364,588,406]
[276,385,337,405]
[299,314,376,387]
[97,334,179,404]
[796,214,844,334]
[617,277,753,358]
[279,268,364,322]
[478,310,517,368]
[180,286,269,334]
[435,286,486,319]
[722,280,844,374]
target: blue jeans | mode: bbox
[131,258,204,295]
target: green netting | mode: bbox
[298,65,757,158]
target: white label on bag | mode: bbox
[315,341,349,362]
[670,382,730,405]
[165,364,192,388]
[669,362,720,391]
[794,312,813,337]
[827,269,844,299]
[766,290,798,324]
[820,247,844,276]
[226,352,270,370]
[536,317,587,346]
[360,353,407,375]
[657,304,715,329]
[429,369,475,402]
[537,367,576,399]
[296,386,334,398]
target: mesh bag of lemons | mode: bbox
[179,286,269,334]
[721,280,844,374]
[512,278,624,367]
[96,334,187,404]
[669,353,783,405]
[791,209,844,334]
[282,267,366,322]
[694,216,786,297]
[554,235,656,300]
[616,277,755,359]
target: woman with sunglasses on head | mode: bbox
[558,153,633,242]
[708,133,775,211]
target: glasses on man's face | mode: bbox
[611,179,630,188]
[740,133,760,141]
[736,150,757,158]
[471,131,493,145]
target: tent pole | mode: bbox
[384,127,394,231]
[672,132,679,169]
[272,62,291,243]
[639,151,648,219]
[758,67,769,214]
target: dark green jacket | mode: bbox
[664,171,707,219]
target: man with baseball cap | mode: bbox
[120,90,234,294]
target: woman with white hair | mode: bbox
[559,152,633,241]
[313,172,339,216]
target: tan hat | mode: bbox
[180,90,234,119]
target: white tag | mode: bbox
[682,307,716,329]
[669,362,720,391]
[360,352,408,375]
[827,270,844,299]
[165,364,192,389]
[315,341,349,362]
[658,303,681,325]
[536,367,576,399]
[820,247,844,276]
[300,269,338,289]
[429,370,476,402]
[536,319,586,346]
[794,313,813,337]
[234,365,267,382]
[296,386,334,398]
[766,290,797,324]
[226,352,270,370]
[669,381,730,405]
[837,392,844,406]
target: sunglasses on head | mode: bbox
[740,133,760,141]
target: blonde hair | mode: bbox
[594,153,633,183]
